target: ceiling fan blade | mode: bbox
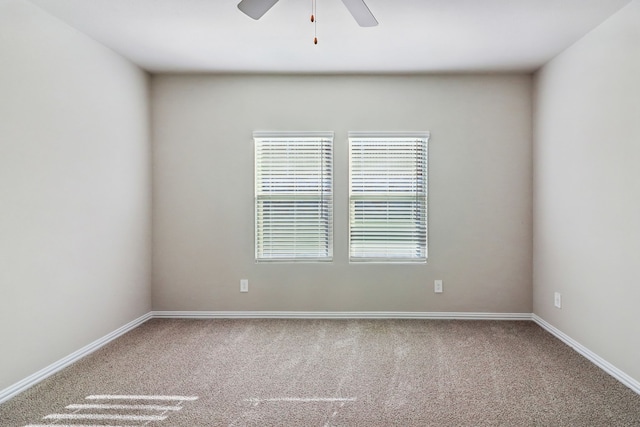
[237,0,280,20]
[340,0,378,27]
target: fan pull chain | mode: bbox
[311,0,317,44]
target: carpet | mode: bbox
[1,319,639,426]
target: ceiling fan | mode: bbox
[237,0,378,27]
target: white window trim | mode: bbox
[254,131,334,263]
[253,131,335,140]
[348,131,430,264]
[348,131,431,140]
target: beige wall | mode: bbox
[2,0,638,401]
[0,1,151,390]
[152,74,533,313]
[533,0,640,383]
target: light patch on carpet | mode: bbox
[86,394,198,401]
[66,403,183,411]
[245,397,356,403]
[24,394,198,426]
[44,413,166,421]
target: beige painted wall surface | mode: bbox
[152,74,533,313]
[0,1,151,390]
[533,0,640,382]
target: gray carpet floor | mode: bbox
[1,319,639,426]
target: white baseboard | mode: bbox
[152,310,533,320]
[532,314,640,396]
[0,312,152,405]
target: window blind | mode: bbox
[349,132,429,262]
[255,132,333,262]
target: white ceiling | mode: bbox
[28,0,632,74]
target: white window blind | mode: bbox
[254,131,333,262]
[349,132,429,262]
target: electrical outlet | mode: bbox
[434,280,443,293]
[554,292,561,308]
[240,279,249,293]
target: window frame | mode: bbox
[348,131,430,264]
[254,131,334,263]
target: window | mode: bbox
[349,132,429,263]
[254,131,333,262]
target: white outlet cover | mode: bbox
[240,279,249,293]
[434,280,443,293]
[554,292,561,308]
